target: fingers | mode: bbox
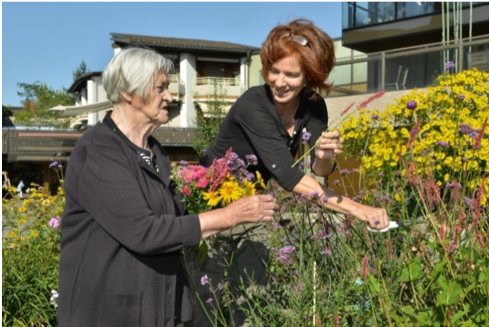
[235,194,277,224]
[318,131,344,155]
[364,207,389,230]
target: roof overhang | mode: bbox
[49,101,113,118]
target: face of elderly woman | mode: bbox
[267,55,305,107]
[133,73,173,126]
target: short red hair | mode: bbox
[260,19,336,99]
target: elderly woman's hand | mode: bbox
[350,204,389,230]
[315,130,344,160]
[228,194,278,227]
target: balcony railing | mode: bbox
[168,74,185,99]
[342,2,484,30]
[194,77,240,86]
[328,34,489,97]
[193,77,245,99]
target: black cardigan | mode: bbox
[59,115,201,327]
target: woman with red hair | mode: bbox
[189,19,390,327]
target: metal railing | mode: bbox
[328,34,489,97]
[194,77,240,86]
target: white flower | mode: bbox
[50,290,59,308]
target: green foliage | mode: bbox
[193,70,489,326]
[2,168,65,327]
[15,81,75,126]
[72,59,90,81]
[193,79,227,156]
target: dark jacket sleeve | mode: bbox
[233,92,305,191]
[77,143,201,255]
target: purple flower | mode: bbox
[48,217,61,229]
[445,61,455,71]
[463,197,473,206]
[302,132,312,144]
[352,169,359,174]
[458,94,466,100]
[321,248,331,256]
[245,154,258,165]
[371,114,379,120]
[446,181,462,189]
[459,123,473,135]
[333,179,340,186]
[49,161,59,169]
[201,275,209,286]
[179,160,188,166]
[340,169,350,176]
[206,298,213,304]
[278,246,295,265]
[406,101,417,110]
[377,196,391,203]
[319,196,329,204]
[217,282,223,291]
[436,141,450,148]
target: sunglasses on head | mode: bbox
[282,31,309,47]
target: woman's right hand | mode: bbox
[199,194,278,239]
[228,194,278,227]
[350,204,389,230]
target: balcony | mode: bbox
[329,34,489,97]
[192,77,245,100]
[168,74,185,101]
[342,2,489,53]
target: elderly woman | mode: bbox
[190,19,390,326]
[58,48,277,327]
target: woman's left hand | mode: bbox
[315,130,344,160]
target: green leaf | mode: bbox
[399,256,422,282]
[436,281,463,306]
[451,310,467,324]
[416,311,432,325]
[367,274,379,295]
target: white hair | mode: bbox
[102,47,174,104]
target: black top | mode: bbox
[200,84,329,192]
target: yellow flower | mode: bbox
[219,179,242,205]
[256,171,267,190]
[242,178,256,197]
[18,207,27,213]
[30,230,40,238]
[203,191,221,207]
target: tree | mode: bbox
[15,81,75,126]
[2,105,13,119]
[192,79,227,156]
[72,60,90,81]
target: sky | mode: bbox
[1,1,343,107]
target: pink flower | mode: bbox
[181,185,191,196]
[196,177,210,189]
[48,216,61,229]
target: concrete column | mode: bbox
[240,57,249,89]
[180,53,197,127]
[87,80,97,126]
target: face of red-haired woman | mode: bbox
[267,56,305,107]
